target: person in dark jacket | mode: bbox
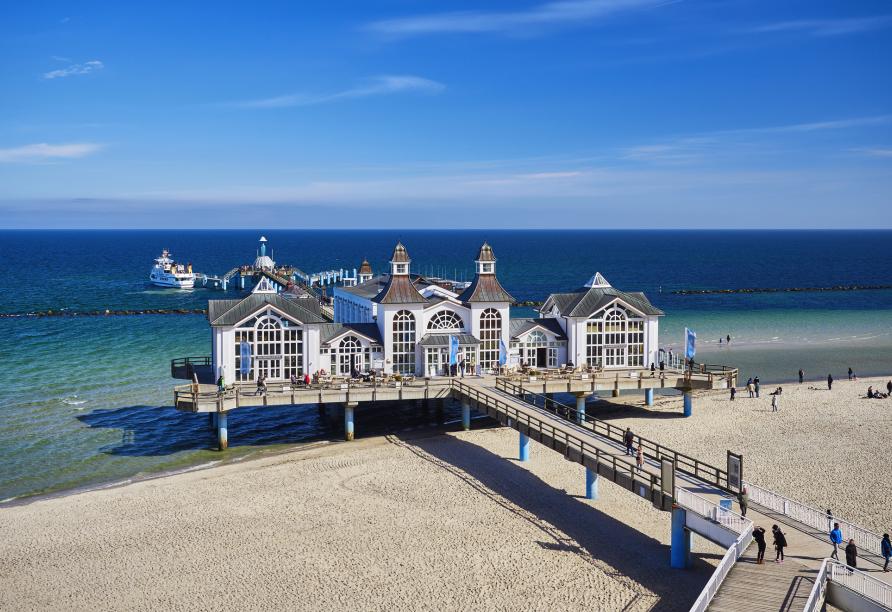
[624,427,634,456]
[753,526,767,564]
[845,539,858,569]
[798,369,804,384]
[772,525,787,562]
[882,533,891,572]
[730,386,736,401]
[828,373,833,390]
[738,486,749,517]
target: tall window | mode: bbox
[427,310,464,331]
[479,308,502,370]
[585,305,644,368]
[331,335,369,375]
[234,313,303,381]
[392,310,416,374]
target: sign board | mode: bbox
[661,458,675,498]
[727,451,743,492]
[373,358,385,370]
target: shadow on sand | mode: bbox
[393,430,720,611]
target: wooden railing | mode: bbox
[494,377,736,493]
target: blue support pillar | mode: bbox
[519,431,530,462]
[645,388,654,406]
[585,468,599,500]
[670,507,691,568]
[683,391,692,417]
[344,403,356,441]
[217,412,228,451]
[461,400,471,431]
[239,275,245,290]
[576,393,586,425]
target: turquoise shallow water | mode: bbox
[1,230,891,502]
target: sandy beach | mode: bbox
[2,375,890,611]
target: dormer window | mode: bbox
[394,263,407,275]
[481,262,493,274]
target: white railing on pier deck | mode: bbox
[804,559,892,612]
[682,490,753,612]
[675,489,751,536]
[829,560,892,609]
[744,481,885,557]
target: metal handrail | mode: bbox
[675,489,751,536]
[743,482,885,557]
[171,356,212,367]
[496,378,735,493]
[803,559,831,612]
[828,560,892,609]
[688,522,754,612]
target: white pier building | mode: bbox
[204,241,663,383]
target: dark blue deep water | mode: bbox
[1,230,891,501]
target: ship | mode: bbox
[149,249,195,288]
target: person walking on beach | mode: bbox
[730,386,736,401]
[882,533,891,572]
[772,525,787,563]
[848,367,853,381]
[727,334,731,345]
[754,377,761,398]
[829,523,844,560]
[738,486,749,517]
[799,369,804,384]
[845,539,858,569]
[771,389,780,412]
[624,427,634,456]
[828,373,834,390]
[753,526,767,564]
[747,377,754,398]
[886,380,892,396]
[636,446,643,473]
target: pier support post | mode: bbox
[575,393,587,425]
[344,403,357,441]
[585,468,599,500]
[683,391,692,417]
[217,412,228,451]
[670,507,691,568]
[612,388,620,398]
[519,431,530,462]
[645,388,654,407]
[462,400,471,431]
[239,275,245,290]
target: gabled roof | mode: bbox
[544,286,663,318]
[319,322,383,345]
[458,274,514,304]
[509,317,567,340]
[208,293,330,326]
[373,274,427,304]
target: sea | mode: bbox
[2,230,891,503]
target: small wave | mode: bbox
[61,396,87,407]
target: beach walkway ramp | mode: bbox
[458,378,892,612]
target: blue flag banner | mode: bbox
[240,341,251,376]
[499,339,508,366]
[449,335,459,365]
[684,328,697,360]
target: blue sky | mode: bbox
[1,0,890,228]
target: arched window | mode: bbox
[526,330,547,345]
[479,308,502,370]
[427,310,464,331]
[392,310,416,374]
[333,335,368,375]
[585,305,644,368]
[233,312,303,381]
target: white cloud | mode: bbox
[0,143,104,163]
[852,147,892,158]
[365,0,666,38]
[236,75,445,109]
[749,16,892,37]
[43,60,104,80]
